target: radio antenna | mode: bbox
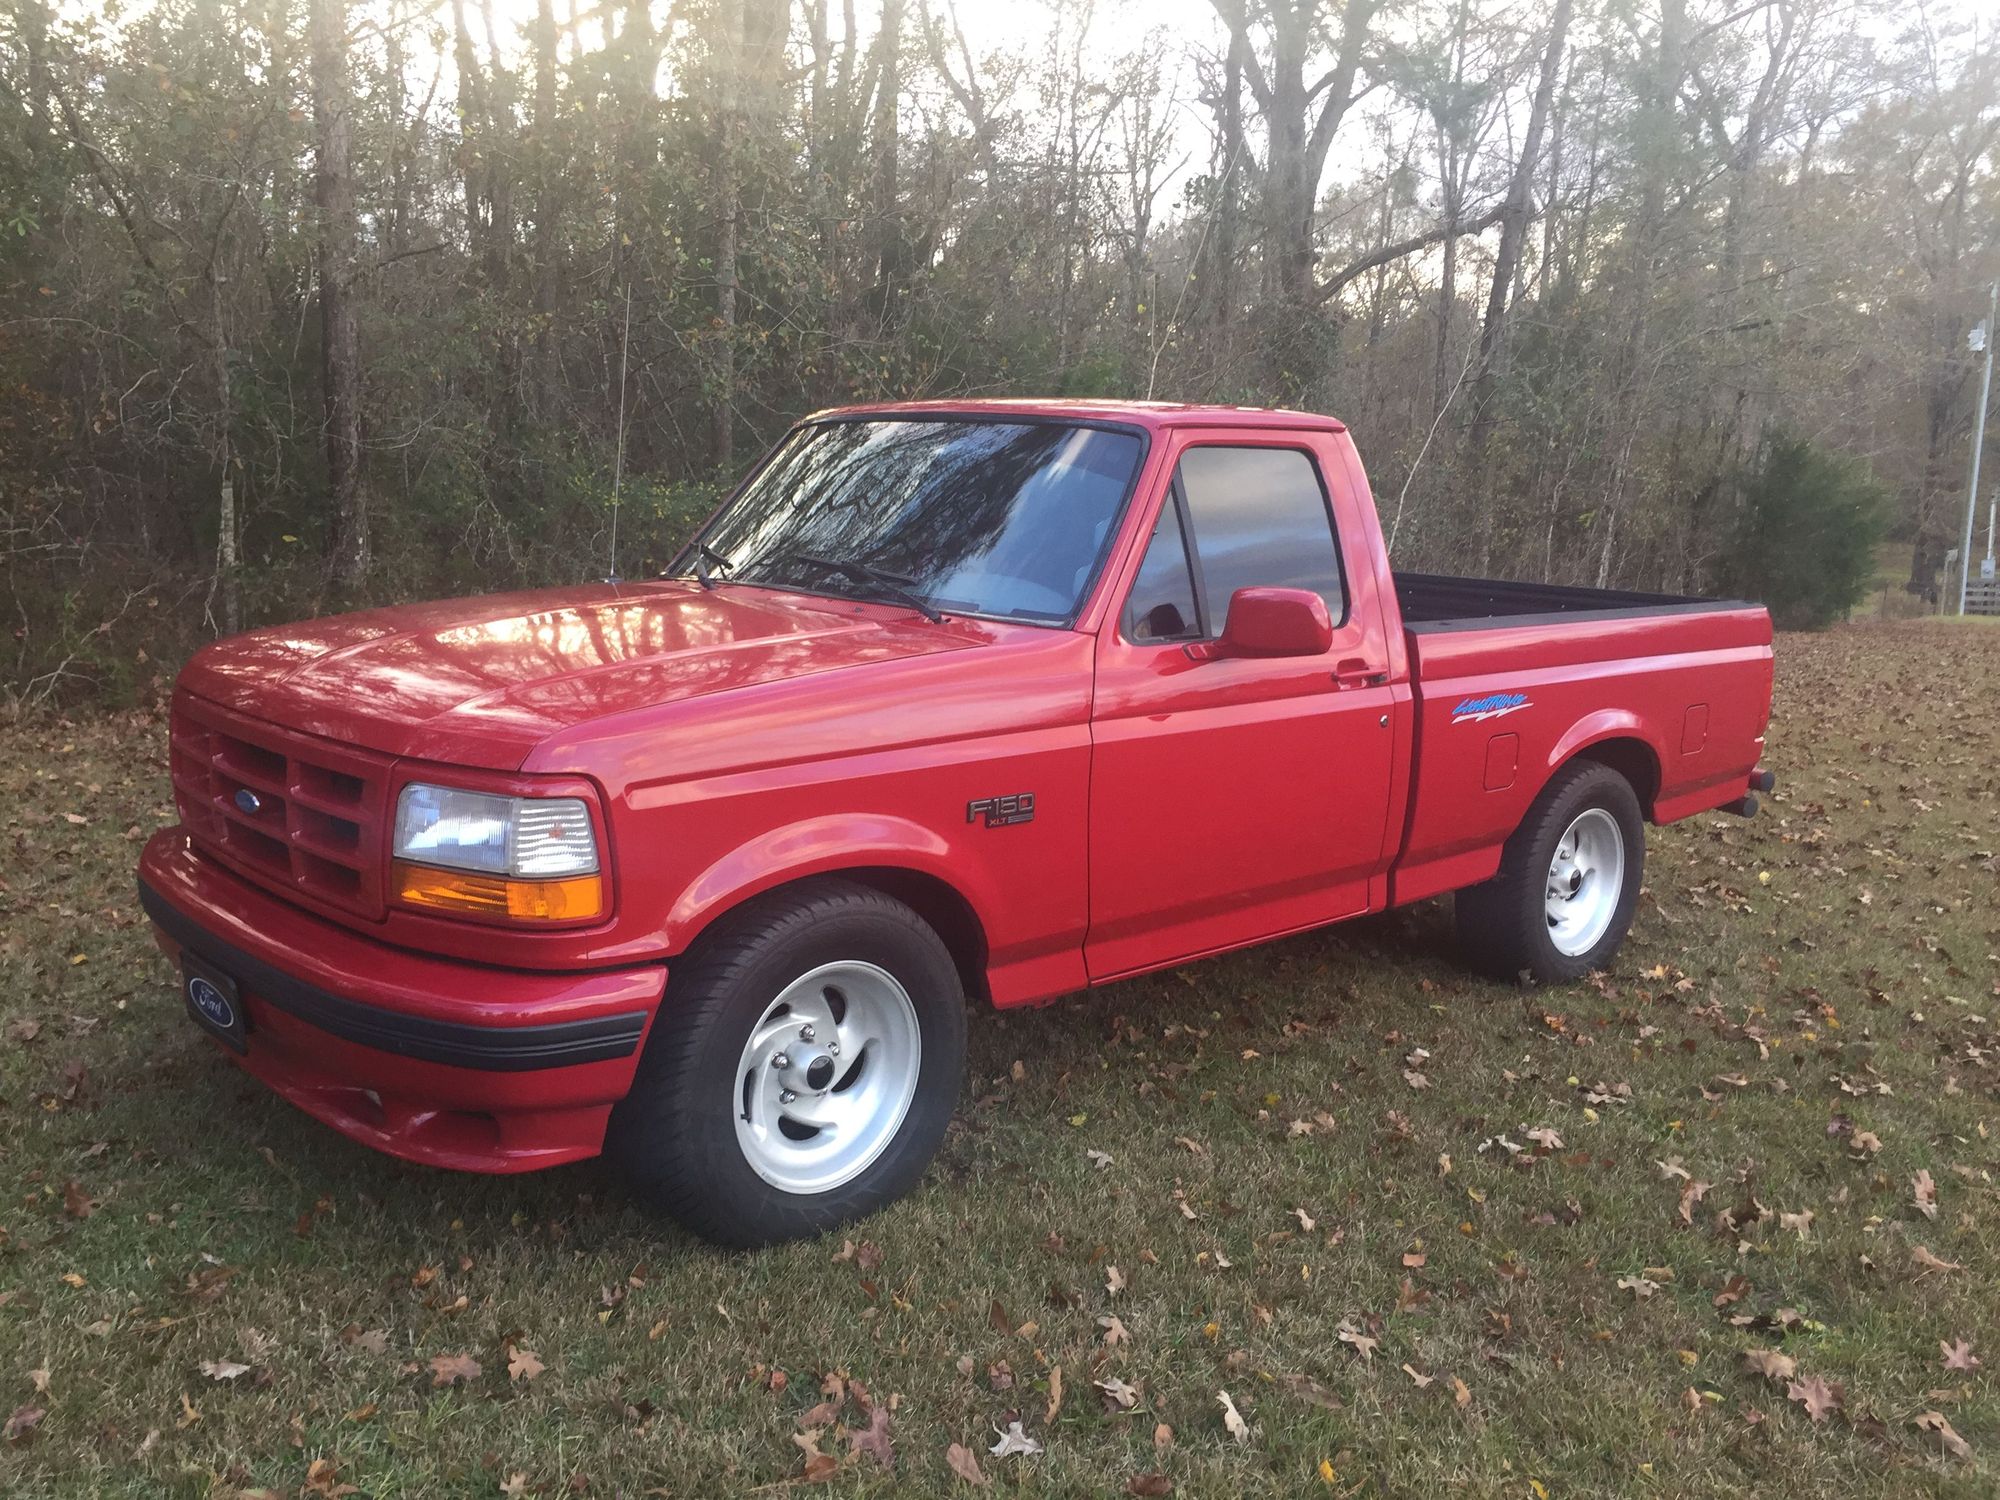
[607,280,632,584]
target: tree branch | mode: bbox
[1315,199,1511,306]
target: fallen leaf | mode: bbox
[1452,1375,1471,1408]
[3,1405,44,1445]
[506,1346,544,1383]
[1914,1410,1970,1458]
[1400,1363,1433,1389]
[199,1360,251,1381]
[1912,1169,1938,1221]
[1743,1348,1797,1382]
[1106,1264,1126,1297]
[1127,1475,1172,1497]
[988,1421,1042,1458]
[1336,1319,1378,1361]
[945,1441,987,1486]
[61,1181,93,1220]
[851,1402,895,1469]
[1217,1389,1250,1443]
[429,1353,482,1387]
[1617,1275,1661,1299]
[1912,1245,1963,1275]
[1941,1339,1980,1372]
[1787,1375,1842,1423]
[1046,1364,1064,1424]
[1096,1376,1140,1411]
[792,1430,837,1482]
[1098,1313,1129,1346]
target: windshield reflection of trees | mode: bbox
[705,422,1135,620]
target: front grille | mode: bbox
[169,696,392,920]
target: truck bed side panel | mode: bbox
[1389,605,1773,907]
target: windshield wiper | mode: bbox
[781,552,944,622]
[680,541,733,590]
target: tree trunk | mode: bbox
[714,3,741,466]
[1207,1,1247,337]
[870,0,906,316]
[533,0,561,414]
[310,0,368,591]
[1465,0,1573,569]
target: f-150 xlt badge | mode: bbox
[967,793,1035,827]
[1452,692,1531,724]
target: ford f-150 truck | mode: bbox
[140,400,1775,1245]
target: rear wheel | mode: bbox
[1455,760,1645,984]
[608,879,966,1247]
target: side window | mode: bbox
[1177,447,1345,635]
[1124,505,1201,642]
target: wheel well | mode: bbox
[689,867,993,1004]
[1572,737,1659,818]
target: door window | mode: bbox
[1175,446,1345,636]
[1124,506,1201,642]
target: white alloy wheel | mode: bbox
[1543,807,1625,957]
[733,960,923,1194]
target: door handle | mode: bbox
[1333,657,1388,690]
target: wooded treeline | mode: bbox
[2,0,1995,701]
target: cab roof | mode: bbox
[806,398,1347,433]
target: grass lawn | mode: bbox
[1,620,1995,1498]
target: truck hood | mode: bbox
[180,581,986,769]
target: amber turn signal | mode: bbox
[393,860,603,922]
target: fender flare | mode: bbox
[1543,710,1664,809]
[664,813,1001,957]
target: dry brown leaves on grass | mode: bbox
[1912,1411,1971,1458]
[1786,1375,1844,1424]
[1940,1339,1979,1372]
[944,1441,986,1485]
[427,1354,481,1387]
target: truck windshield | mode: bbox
[684,419,1143,624]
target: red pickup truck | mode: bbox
[140,401,1774,1244]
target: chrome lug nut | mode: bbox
[779,1088,798,1105]
[827,1043,840,1056]
[798,1023,816,1042]
[771,1053,791,1071]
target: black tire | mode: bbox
[1454,759,1645,984]
[607,878,966,1248]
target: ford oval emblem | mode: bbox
[187,976,236,1030]
[234,788,263,816]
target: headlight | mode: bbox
[392,782,603,922]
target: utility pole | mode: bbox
[1959,281,1997,615]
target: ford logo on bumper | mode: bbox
[187,975,237,1030]
[234,788,263,816]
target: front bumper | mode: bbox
[138,829,667,1172]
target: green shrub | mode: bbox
[1721,432,1888,630]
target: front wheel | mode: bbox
[607,879,966,1247]
[1455,760,1645,984]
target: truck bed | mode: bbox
[1386,573,1774,910]
[1394,571,1744,629]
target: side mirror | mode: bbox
[1185,587,1333,661]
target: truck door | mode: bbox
[1084,432,1396,980]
